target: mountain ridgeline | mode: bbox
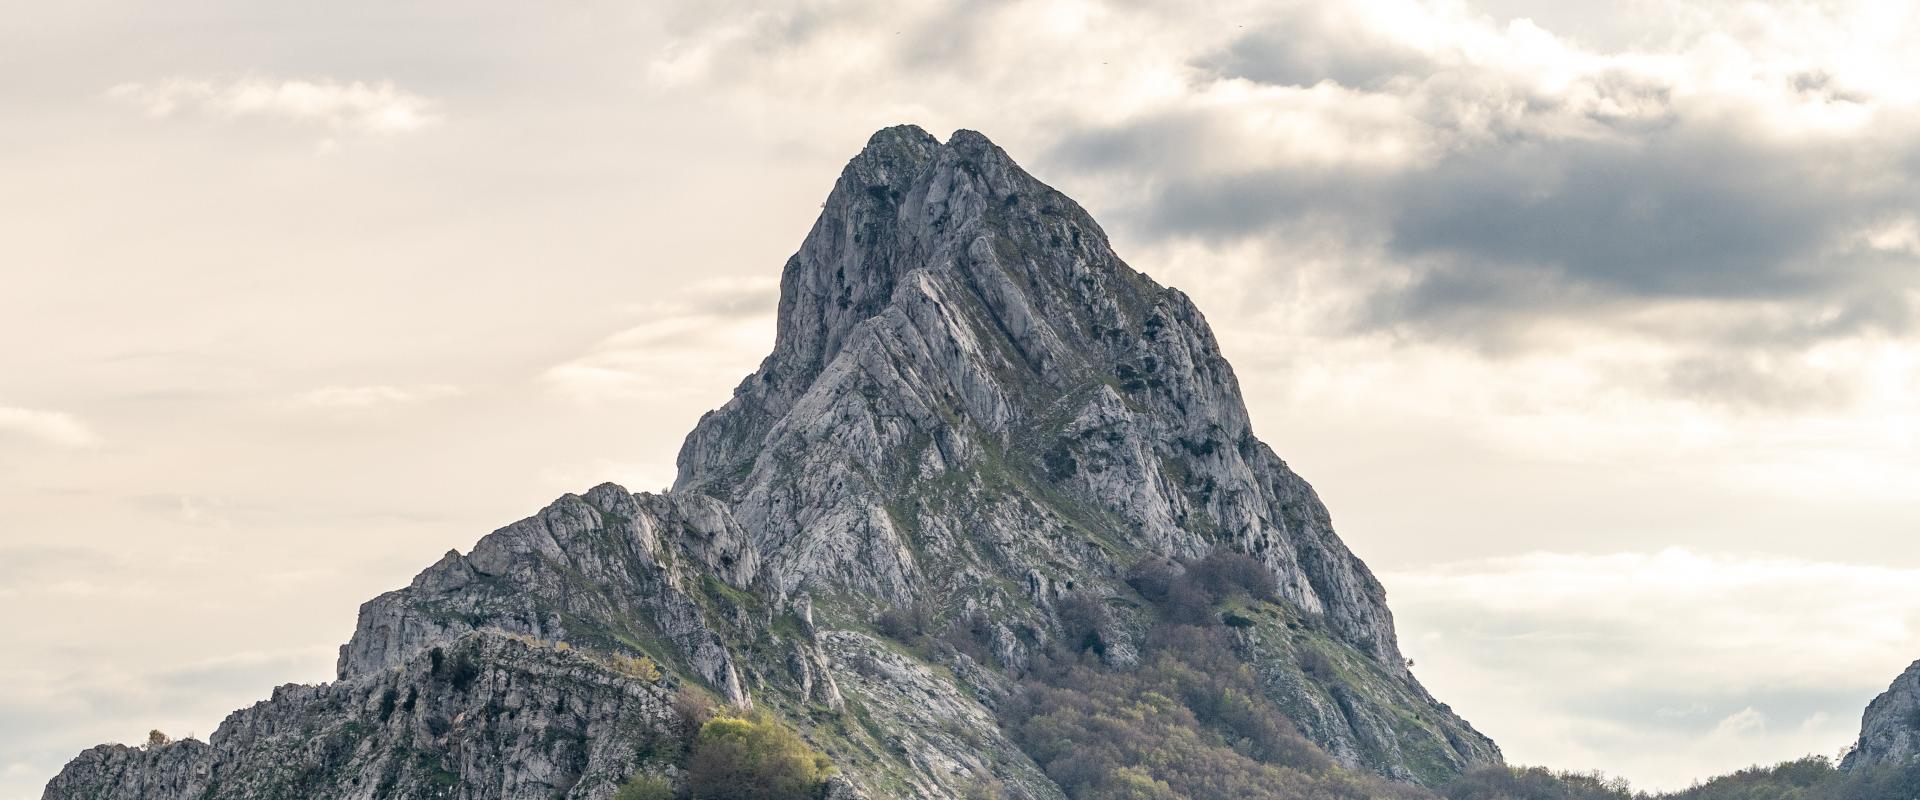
[69,125,1920,799]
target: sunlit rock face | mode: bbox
[44,126,1501,800]
[1846,660,1920,770]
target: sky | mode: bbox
[2,0,1918,795]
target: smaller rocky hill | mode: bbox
[45,633,684,800]
[1844,660,1920,771]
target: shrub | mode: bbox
[874,602,932,642]
[1444,766,1632,800]
[1161,579,1215,626]
[1187,551,1278,602]
[1125,555,1183,602]
[941,609,998,665]
[1055,591,1110,657]
[608,653,663,682]
[1297,648,1335,678]
[960,776,1009,800]
[685,714,834,800]
[1650,757,1920,800]
[1823,762,1920,800]
[1006,618,1402,800]
[613,774,673,800]
[673,686,719,729]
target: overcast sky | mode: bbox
[4,0,1918,795]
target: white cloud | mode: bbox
[0,406,99,448]
[1387,549,1920,789]
[643,0,1920,366]
[107,76,440,135]
[293,384,462,411]
[1710,707,1768,739]
[542,278,776,404]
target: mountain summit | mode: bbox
[681,124,1411,668]
[45,126,1499,800]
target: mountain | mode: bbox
[1844,660,1920,771]
[43,125,1499,800]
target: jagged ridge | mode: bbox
[45,126,1501,800]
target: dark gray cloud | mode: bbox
[1197,25,1432,89]
[1663,353,1850,412]
[1787,70,1869,105]
[1382,132,1877,298]
[1049,82,1920,350]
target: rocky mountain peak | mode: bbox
[673,124,1411,671]
[44,125,1503,800]
[714,124,1121,446]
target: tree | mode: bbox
[673,685,719,729]
[685,714,833,800]
[613,774,673,800]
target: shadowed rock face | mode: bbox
[1845,660,1920,771]
[45,126,1500,800]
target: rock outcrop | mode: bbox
[1844,660,1920,770]
[46,125,1499,799]
[48,633,681,800]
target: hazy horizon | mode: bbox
[4,1,1918,796]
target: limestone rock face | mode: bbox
[338,487,757,706]
[1844,660,1920,770]
[46,125,1499,799]
[676,125,1407,670]
[46,633,680,800]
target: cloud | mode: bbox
[1386,548,1920,789]
[1711,707,1768,739]
[1194,4,1435,89]
[542,278,776,404]
[0,547,118,592]
[107,76,440,136]
[292,384,462,411]
[1102,105,1919,342]
[643,0,1920,407]
[0,406,99,448]
[1049,12,1920,349]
